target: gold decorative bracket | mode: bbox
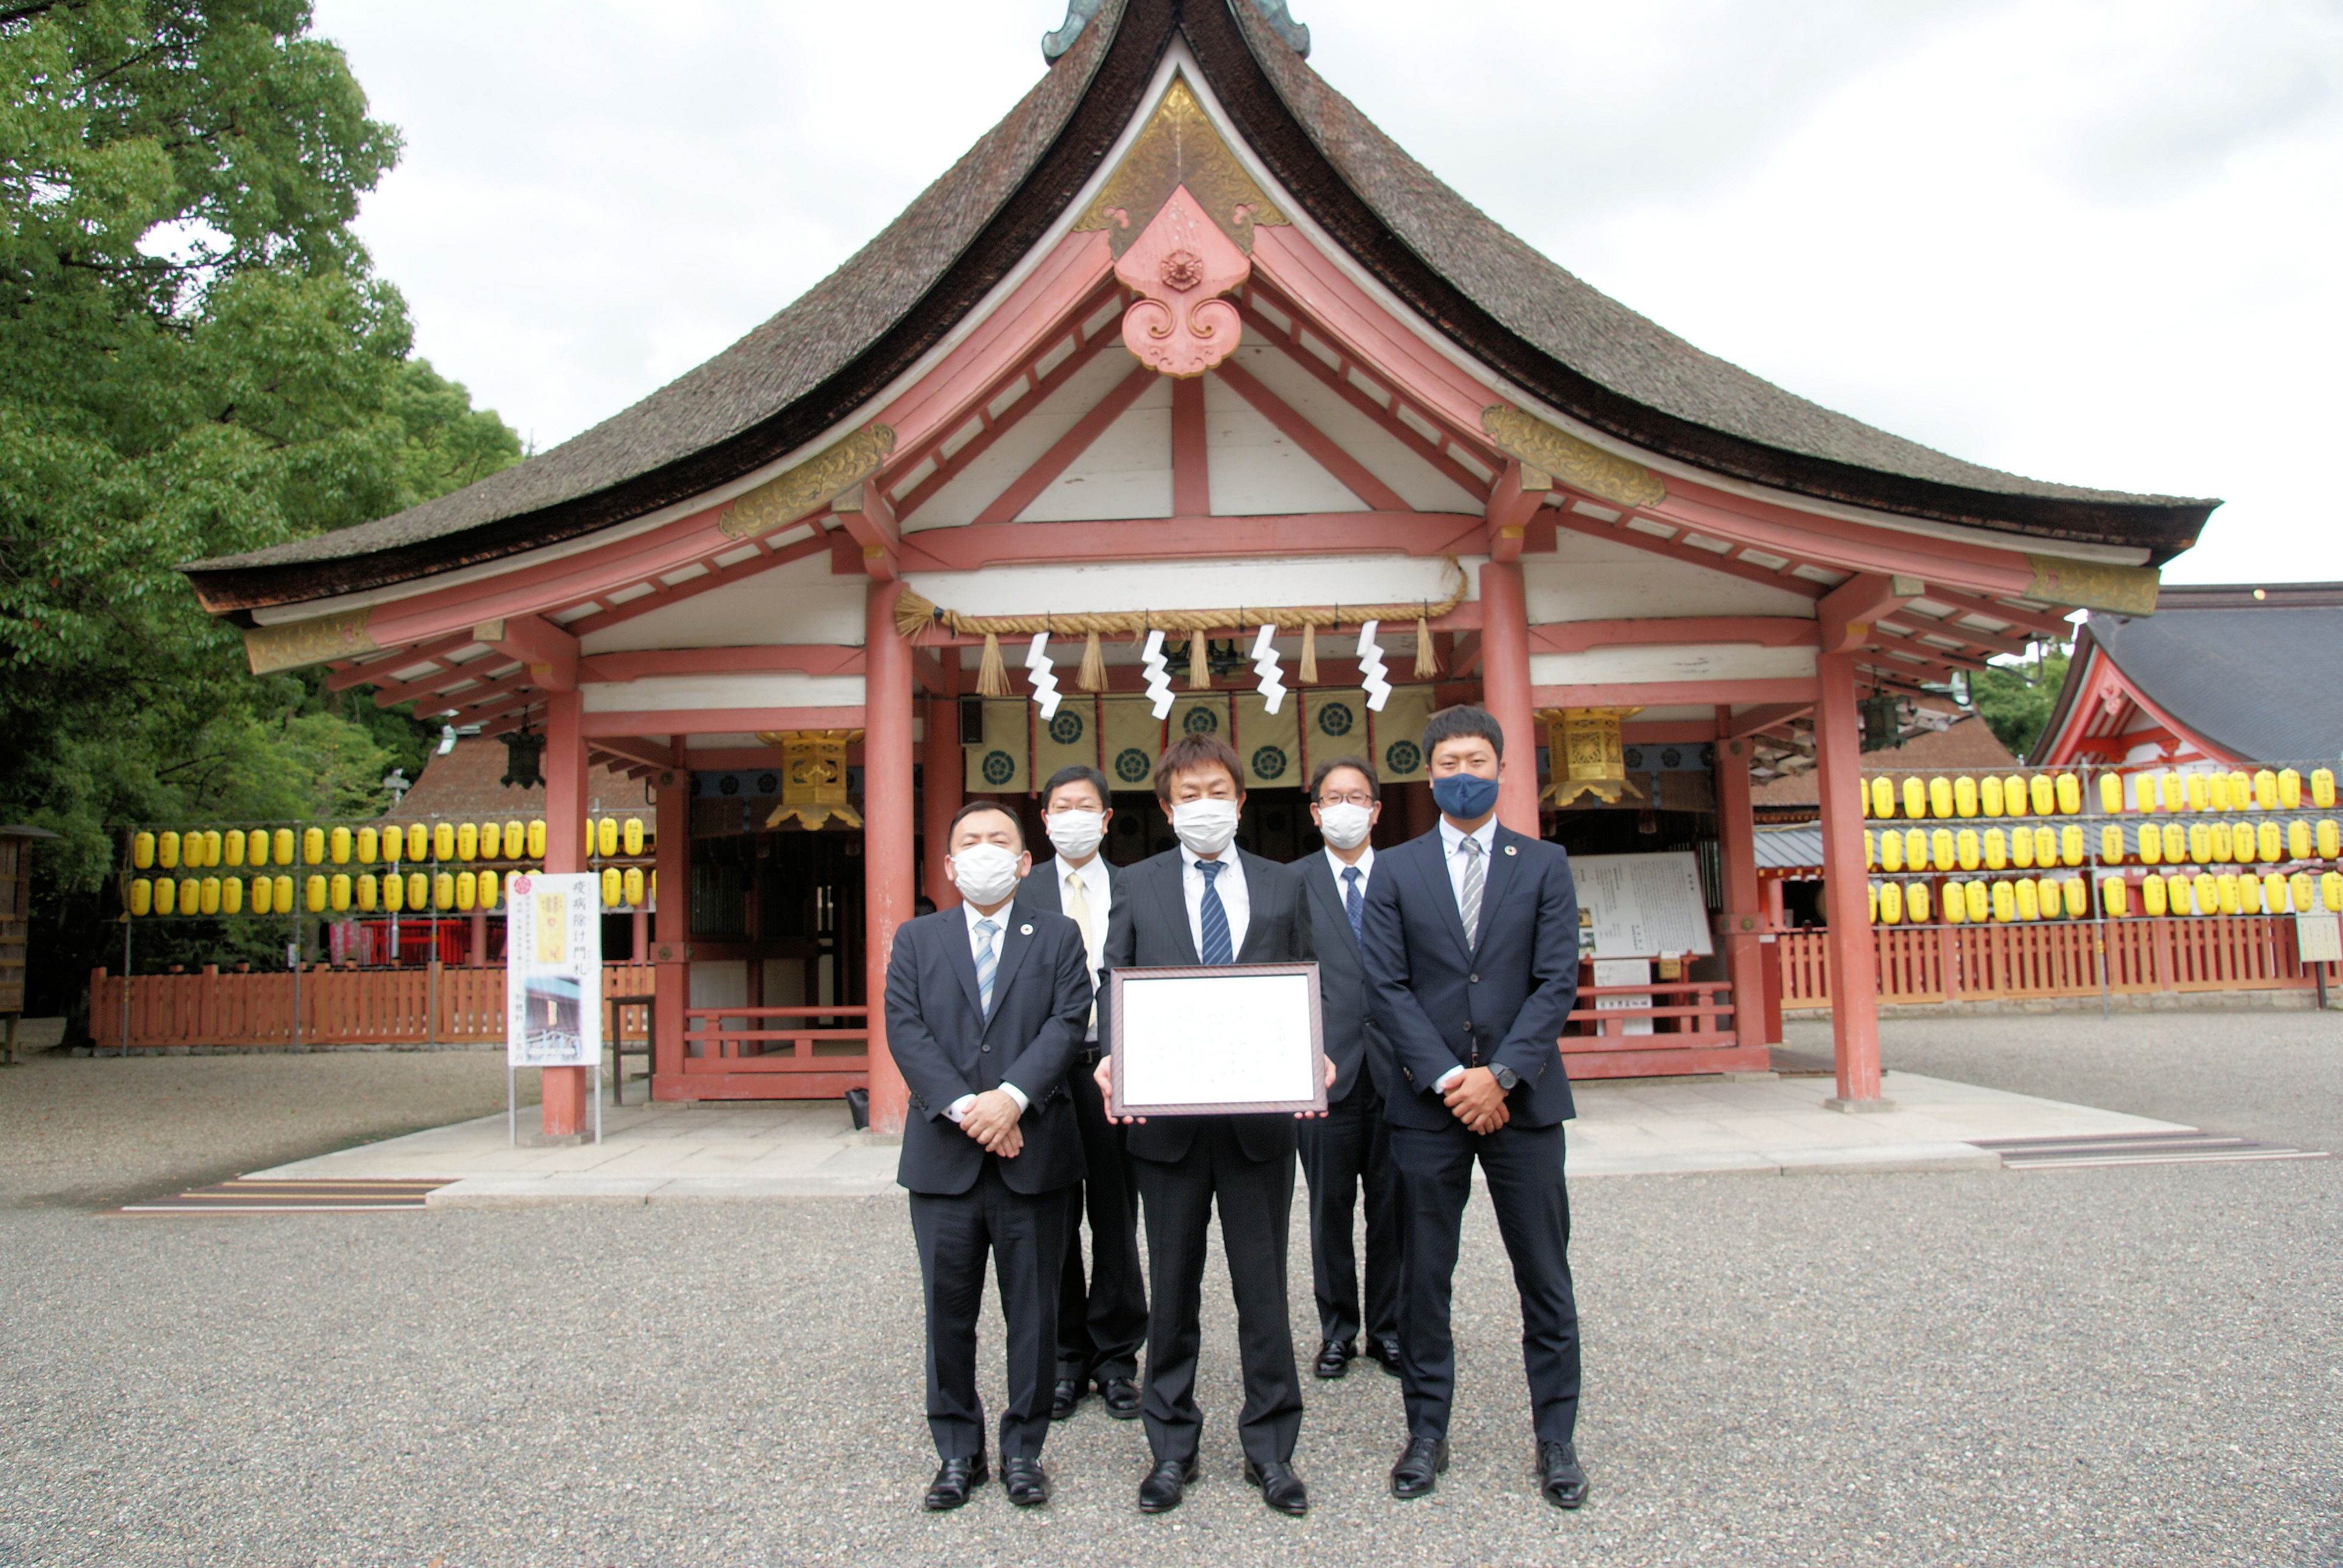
[1481,407,1665,510]
[722,426,896,541]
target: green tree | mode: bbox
[1971,647,2070,762]
[0,1,521,1014]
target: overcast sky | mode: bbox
[309,0,2342,586]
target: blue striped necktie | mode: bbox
[1342,865,1363,942]
[1198,860,1233,965]
[973,919,998,1015]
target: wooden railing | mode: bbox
[1561,981,1766,1079]
[88,964,658,1050]
[1780,916,2332,1008]
[669,1006,870,1100]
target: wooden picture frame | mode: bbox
[1107,962,1326,1118]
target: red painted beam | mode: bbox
[1171,374,1210,517]
[833,483,899,581]
[561,531,832,640]
[580,705,865,738]
[1530,678,1818,708]
[1554,510,1828,601]
[326,632,477,692]
[972,366,1155,528]
[578,645,867,684]
[1817,572,1921,654]
[897,511,1484,572]
[476,613,580,690]
[1486,460,1549,561]
[1210,359,1412,514]
[1720,702,1815,740]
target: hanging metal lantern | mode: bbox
[1538,707,1644,808]
[500,728,546,790]
[757,729,866,831]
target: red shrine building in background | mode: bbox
[179,0,2214,1137]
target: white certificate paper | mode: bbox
[1112,966,1324,1116]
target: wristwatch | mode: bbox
[1489,1063,1518,1091]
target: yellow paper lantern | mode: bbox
[2035,826,2059,866]
[1928,777,1953,818]
[302,827,325,865]
[304,874,327,913]
[2230,770,2253,809]
[2321,820,2341,860]
[1980,776,2006,817]
[152,877,176,915]
[601,867,623,907]
[1907,882,1932,923]
[2063,878,2089,918]
[156,831,180,871]
[1957,829,1981,870]
[2166,874,2191,916]
[356,874,378,912]
[2208,823,2233,863]
[1992,881,2017,922]
[2054,773,2081,814]
[202,829,224,867]
[623,866,645,906]
[528,819,547,858]
[2280,769,2302,810]
[2141,875,2166,916]
[221,877,243,915]
[505,821,525,860]
[407,823,428,862]
[355,826,377,864]
[2011,828,2035,870]
[381,826,402,866]
[2014,879,2040,921]
[1864,831,1876,869]
[2030,775,2057,815]
[2100,825,2125,864]
[1965,881,1989,922]
[2060,825,2083,867]
[1955,776,1978,817]
[382,871,404,913]
[2290,821,2313,860]
[2292,872,2314,912]
[2005,775,2033,816]
[433,822,455,862]
[479,822,502,860]
[1932,828,1955,870]
[223,831,246,869]
[586,817,598,857]
[273,874,297,913]
[2255,770,2278,811]
[249,875,272,916]
[1868,883,1879,924]
[2326,872,2343,912]
[2201,873,2227,915]
[2186,773,2209,812]
[479,871,500,909]
[273,828,295,867]
[1944,881,1969,923]
[2099,773,2124,815]
[1983,829,2008,871]
[2163,823,2186,863]
[242,828,266,866]
[2236,875,2261,916]
[2189,823,2214,864]
[131,832,156,869]
[598,817,620,858]
[198,877,221,916]
[623,817,646,855]
[2138,825,2161,865]
[330,826,352,864]
[182,831,206,869]
[173,877,197,913]
[2206,774,2230,813]
[1866,777,1889,818]
[1904,828,1928,869]
[1879,831,1904,872]
[2315,769,2336,809]
[457,822,479,861]
[2256,822,2281,863]
[432,872,455,912]
[2102,877,2129,918]
[406,872,427,910]
[2134,773,2160,813]
[1879,883,1904,924]
[2263,872,2289,912]
[329,873,351,912]
[455,871,476,912]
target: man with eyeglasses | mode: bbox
[1292,756,1401,1383]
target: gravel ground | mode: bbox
[0,1051,526,1209]
[1,1019,2338,1567]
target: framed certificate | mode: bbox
[1108,962,1326,1118]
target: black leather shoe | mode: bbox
[1539,1440,1589,1509]
[1389,1436,1447,1498]
[1003,1455,1050,1508]
[1243,1458,1309,1516]
[1049,1377,1083,1420]
[1365,1335,1403,1377]
[923,1452,988,1511]
[1136,1454,1199,1514]
[1313,1338,1357,1379]
[1097,1375,1142,1419]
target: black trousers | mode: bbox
[1131,1123,1303,1466]
[1389,1118,1580,1445]
[1298,1080,1399,1348]
[907,1160,1070,1461]
[1056,1056,1148,1382]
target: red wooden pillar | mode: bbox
[863,581,915,1134]
[541,687,591,1136]
[1711,714,1768,1053]
[923,689,962,912]
[650,737,690,1098]
[1814,651,1886,1106]
[1478,560,1540,836]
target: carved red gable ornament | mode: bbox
[1112,184,1247,377]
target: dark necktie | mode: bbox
[1342,864,1363,942]
[1198,859,1233,965]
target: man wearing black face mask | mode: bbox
[1357,705,1587,1512]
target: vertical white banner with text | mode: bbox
[505,873,601,1068]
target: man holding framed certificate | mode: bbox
[1092,732,1324,1519]
[1359,705,1589,1511]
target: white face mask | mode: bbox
[1316,802,1373,850]
[1045,809,1105,861]
[949,842,1021,907]
[1170,797,1241,857]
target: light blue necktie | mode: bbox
[1342,864,1364,943]
[1198,860,1233,965]
[973,919,998,1016]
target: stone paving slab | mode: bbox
[247,1066,2189,1203]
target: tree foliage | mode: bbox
[1971,647,2070,763]
[0,1,522,1013]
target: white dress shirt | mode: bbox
[1052,854,1113,1042]
[1323,842,1376,910]
[945,899,1029,1123]
[1180,842,1250,959]
[1431,814,1499,1091]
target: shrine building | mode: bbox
[179,0,2215,1137]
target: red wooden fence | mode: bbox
[88,964,660,1050]
[664,1006,872,1100]
[1561,982,1768,1079]
[1779,916,2334,1008]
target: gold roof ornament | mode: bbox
[756,730,864,831]
[1540,707,1645,808]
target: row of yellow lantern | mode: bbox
[1871,869,2343,925]
[1860,766,2339,822]
[125,867,658,917]
[1866,818,2343,873]
[126,816,652,872]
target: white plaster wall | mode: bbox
[903,553,1477,619]
[1202,367,1360,515]
[1017,379,1173,522]
[578,550,864,653]
[690,961,748,1010]
[581,672,867,713]
[908,351,1164,529]
[1224,342,1481,514]
[1523,531,1816,621]
[1529,645,1818,686]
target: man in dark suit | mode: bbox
[1015,763,1145,1423]
[885,799,1095,1512]
[1294,755,1401,1381]
[1092,732,1320,1518]
[1358,705,1590,1511]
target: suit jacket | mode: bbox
[884,904,1093,1197]
[1014,855,1122,1002]
[1096,847,1312,1165]
[1359,825,1579,1132]
[1295,851,1392,1104]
